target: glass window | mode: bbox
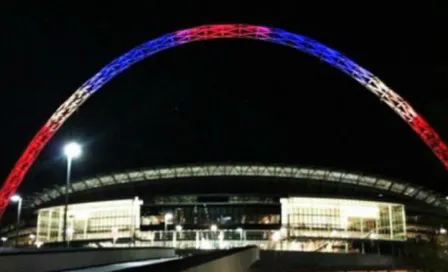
[280,197,405,241]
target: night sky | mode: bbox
[0,2,447,198]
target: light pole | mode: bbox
[29,234,36,246]
[66,227,74,247]
[174,225,182,248]
[63,142,81,247]
[210,224,218,249]
[175,225,183,232]
[164,212,173,247]
[11,194,22,247]
[111,227,119,246]
[210,224,218,232]
[1,237,7,247]
[236,227,243,246]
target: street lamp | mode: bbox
[28,234,36,246]
[62,142,81,247]
[175,225,183,232]
[236,227,243,245]
[111,227,119,246]
[164,212,173,231]
[11,194,22,247]
[210,224,218,232]
[66,227,74,247]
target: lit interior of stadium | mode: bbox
[1,165,447,257]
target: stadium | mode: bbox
[2,164,447,256]
[0,22,447,270]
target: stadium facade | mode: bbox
[1,164,447,254]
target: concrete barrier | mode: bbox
[0,247,176,272]
[136,246,260,272]
[251,250,413,271]
[183,246,259,272]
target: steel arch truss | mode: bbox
[26,164,447,212]
[1,24,447,219]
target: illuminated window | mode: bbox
[36,198,142,242]
[280,197,405,240]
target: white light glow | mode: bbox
[236,227,243,233]
[440,227,447,234]
[67,227,74,235]
[64,142,82,159]
[164,212,173,221]
[10,195,22,202]
[29,234,36,239]
[1,237,7,242]
[210,224,218,232]
[272,231,281,242]
[175,225,183,232]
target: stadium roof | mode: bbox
[25,165,447,211]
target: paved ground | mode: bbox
[68,257,181,272]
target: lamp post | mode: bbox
[164,212,173,247]
[1,237,7,247]
[11,194,22,247]
[236,227,243,246]
[175,225,183,232]
[66,227,74,247]
[210,224,218,232]
[29,234,36,246]
[210,224,218,249]
[62,142,81,247]
[174,225,182,248]
[111,227,119,246]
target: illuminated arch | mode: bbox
[0,24,446,218]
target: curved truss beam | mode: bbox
[1,24,447,219]
[26,165,446,211]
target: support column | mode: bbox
[360,218,364,237]
[46,211,52,241]
[36,212,41,243]
[388,205,394,239]
[375,217,379,237]
[195,231,199,249]
[401,205,407,239]
[173,231,176,248]
[83,217,88,239]
[58,208,63,242]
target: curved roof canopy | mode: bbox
[26,165,446,211]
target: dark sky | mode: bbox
[0,2,447,197]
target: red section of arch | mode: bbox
[0,124,54,216]
[0,24,446,221]
[410,116,448,169]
